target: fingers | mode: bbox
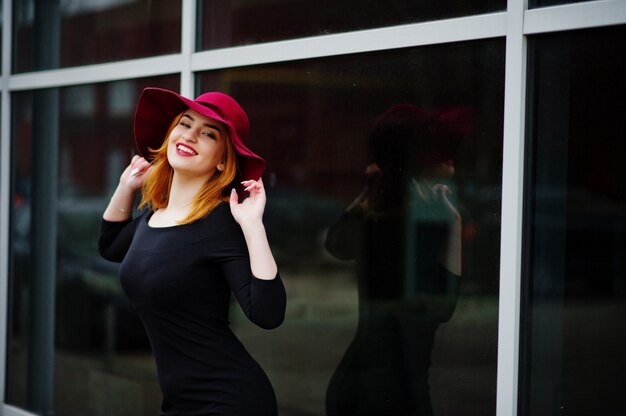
[128,156,151,178]
[431,184,455,208]
[364,163,381,176]
[431,183,450,193]
[229,187,239,207]
[241,178,265,193]
[431,184,451,198]
[230,180,267,223]
[121,156,151,190]
[430,184,460,219]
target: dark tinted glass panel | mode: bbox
[198,39,504,415]
[531,0,595,8]
[8,75,179,415]
[521,25,626,416]
[198,0,505,50]
[13,0,181,73]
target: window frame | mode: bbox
[0,0,625,414]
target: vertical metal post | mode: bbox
[180,0,197,97]
[496,0,527,414]
[0,0,15,407]
[27,89,59,416]
[26,1,60,414]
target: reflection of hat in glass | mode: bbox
[134,87,265,194]
[370,103,473,168]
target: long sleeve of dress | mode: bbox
[325,207,365,261]
[213,205,286,330]
[98,215,142,262]
[224,258,286,329]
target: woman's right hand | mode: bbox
[120,155,151,192]
[103,155,151,221]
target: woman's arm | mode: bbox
[103,155,151,221]
[221,253,286,329]
[223,181,286,328]
[99,217,139,261]
[99,155,151,261]
[431,184,462,276]
[228,178,278,280]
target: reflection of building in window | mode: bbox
[107,80,135,117]
[15,0,136,22]
[13,0,181,71]
[62,85,96,117]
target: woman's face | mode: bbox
[420,159,455,180]
[166,109,227,179]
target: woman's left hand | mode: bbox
[431,183,461,223]
[229,178,267,226]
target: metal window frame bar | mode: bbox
[496,0,528,414]
[0,0,13,408]
[191,12,507,71]
[180,0,197,97]
[1,0,625,415]
[524,0,626,34]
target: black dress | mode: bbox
[324,199,459,416]
[99,202,286,416]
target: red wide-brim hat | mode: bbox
[134,87,265,195]
[369,103,473,167]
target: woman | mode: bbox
[324,104,470,416]
[99,87,286,416]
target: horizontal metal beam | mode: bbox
[524,0,626,35]
[192,12,508,71]
[8,54,184,91]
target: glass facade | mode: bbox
[530,0,596,9]
[8,76,179,415]
[12,0,181,72]
[520,25,626,416]
[197,39,505,414]
[197,0,505,50]
[0,1,624,416]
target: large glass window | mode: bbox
[521,25,626,416]
[12,0,181,73]
[530,0,596,9]
[197,0,505,50]
[7,75,179,415]
[197,38,505,415]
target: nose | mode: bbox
[183,132,197,143]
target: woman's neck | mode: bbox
[165,171,210,213]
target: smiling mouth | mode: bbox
[176,144,197,156]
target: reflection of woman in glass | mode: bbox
[325,104,470,416]
[98,88,286,416]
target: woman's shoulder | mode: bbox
[198,202,247,253]
[199,202,240,233]
[204,201,233,221]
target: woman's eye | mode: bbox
[179,122,190,128]
[203,132,216,139]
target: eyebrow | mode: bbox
[182,114,222,134]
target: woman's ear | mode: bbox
[217,161,225,172]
